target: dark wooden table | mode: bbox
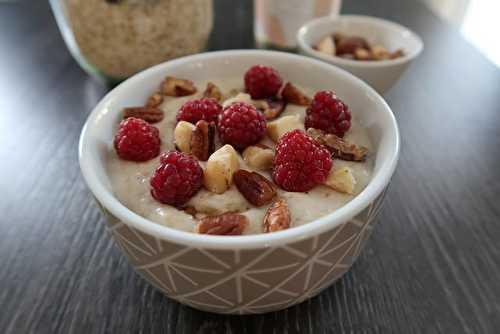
[1,0,500,333]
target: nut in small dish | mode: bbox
[263,198,290,233]
[314,32,404,61]
[233,170,277,206]
[190,120,215,161]
[122,106,164,123]
[203,82,223,102]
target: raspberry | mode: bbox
[218,102,267,149]
[176,98,222,124]
[150,151,203,207]
[272,130,332,192]
[244,65,283,99]
[114,117,161,161]
[305,90,351,137]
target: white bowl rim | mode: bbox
[297,14,424,68]
[79,49,400,250]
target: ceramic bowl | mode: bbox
[79,50,399,314]
[297,15,423,94]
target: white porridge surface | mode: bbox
[107,78,373,234]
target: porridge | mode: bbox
[107,65,373,235]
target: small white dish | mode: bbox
[297,15,423,94]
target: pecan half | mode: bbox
[333,32,345,45]
[233,169,277,206]
[161,76,197,96]
[123,106,164,123]
[255,98,286,120]
[254,143,272,150]
[354,48,374,61]
[307,128,368,161]
[281,82,311,106]
[190,120,215,161]
[197,213,248,235]
[202,82,223,102]
[146,91,164,108]
[263,199,290,233]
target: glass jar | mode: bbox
[50,0,213,82]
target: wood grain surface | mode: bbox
[1,0,499,333]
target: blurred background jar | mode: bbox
[50,0,213,83]
[254,0,341,50]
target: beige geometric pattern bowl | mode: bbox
[80,50,399,314]
[98,188,387,314]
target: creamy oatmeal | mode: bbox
[107,76,373,235]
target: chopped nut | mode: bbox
[267,115,305,142]
[336,36,370,55]
[222,92,253,108]
[190,120,216,161]
[316,35,336,55]
[197,213,248,235]
[323,33,403,62]
[263,199,290,233]
[225,88,243,100]
[203,144,240,194]
[242,144,274,170]
[161,76,197,96]
[354,48,373,61]
[281,82,311,106]
[324,167,356,194]
[202,82,223,102]
[255,98,287,120]
[174,121,196,153]
[333,33,345,45]
[146,91,164,108]
[306,128,368,161]
[255,143,272,149]
[123,106,164,123]
[223,92,285,119]
[233,170,277,206]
